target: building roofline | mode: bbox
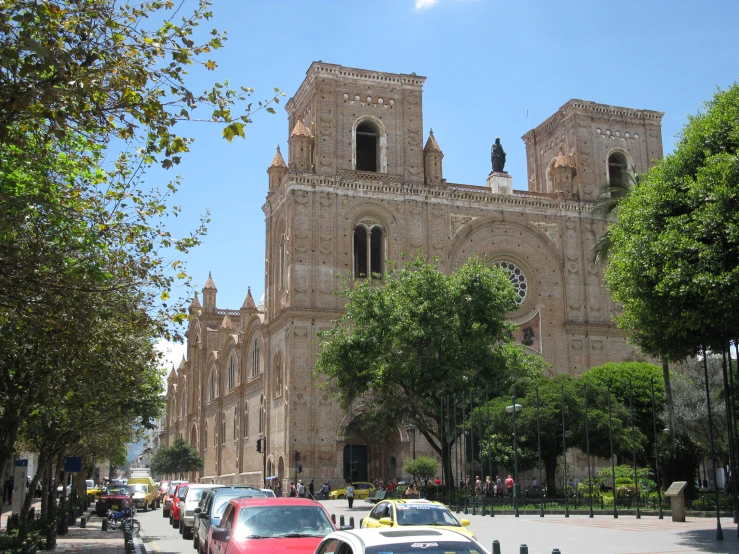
[522,99,664,143]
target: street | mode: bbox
[133,498,738,554]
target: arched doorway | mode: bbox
[343,418,369,482]
[389,456,397,480]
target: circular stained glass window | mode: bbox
[494,261,527,306]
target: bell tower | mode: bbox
[284,62,427,182]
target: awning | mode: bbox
[264,476,278,480]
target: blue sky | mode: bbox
[154,0,738,366]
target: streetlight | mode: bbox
[405,423,417,459]
[506,398,522,518]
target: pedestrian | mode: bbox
[435,476,441,486]
[532,478,538,488]
[298,480,306,498]
[276,482,283,497]
[320,481,330,499]
[505,474,514,496]
[405,482,420,499]
[495,475,502,497]
[484,476,492,497]
[475,476,482,496]
[289,482,296,497]
[345,480,355,508]
[309,479,314,498]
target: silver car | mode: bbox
[177,484,223,539]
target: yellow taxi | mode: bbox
[360,498,474,538]
[328,482,375,500]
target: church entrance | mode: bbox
[343,445,368,482]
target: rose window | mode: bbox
[494,261,527,306]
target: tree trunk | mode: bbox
[662,359,677,439]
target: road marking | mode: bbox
[150,540,162,552]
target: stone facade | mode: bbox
[163,62,664,490]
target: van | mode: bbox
[128,475,158,511]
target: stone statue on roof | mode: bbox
[491,137,506,173]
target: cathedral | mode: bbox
[163,62,664,488]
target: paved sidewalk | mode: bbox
[2,501,146,554]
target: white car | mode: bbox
[314,528,489,554]
[260,488,276,497]
[177,484,223,540]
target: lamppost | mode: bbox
[506,397,523,518]
[405,423,417,459]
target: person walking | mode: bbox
[505,474,514,497]
[345,481,355,509]
[289,482,296,497]
[298,480,307,498]
[276,482,283,497]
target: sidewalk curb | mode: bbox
[133,532,146,554]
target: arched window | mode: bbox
[227,354,236,391]
[252,338,260,377]
[221,412,226,446]
[279,233,286,291]
[356,120,379,171]
[353,117,387,173]
[233,407,238,440]
[274,353,283,398]
[208,365,217,402]
[243,401,249,438]
[353,224,384,279]
[607,152,629,194]
[259,394,265,434]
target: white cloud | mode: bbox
[415,0,440,9]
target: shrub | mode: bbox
[615,477,634,486]
[578,479,602,498]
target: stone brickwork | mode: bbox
[163,62,663,492]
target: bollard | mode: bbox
[349,517,354,529]
[332,514,336,524]
[102,518,108,531]
[520,545,528,554]
[463,497,468,515]
[455,501,460,514]
[492,540,501,554]
[80,516,86,528]
[552,550,561,554]
[339,515,345,527]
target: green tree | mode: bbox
[402,457,440,485]
[478,375,638,496]
[315,256,547,489]
[605,82,739,359]
[591,173,677,439]
[579,361,665,463]
[151,438,204,479]
[0,0,281,478]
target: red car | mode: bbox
[170,482,192,528]
[162,480,186,518]
[208,498,336,554]
[95,485,133,516]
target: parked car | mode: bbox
[170,482,191,529]
[163,481,186,518]
[194,486,267,554]
[177,483,224,539]
[328,482,375,500]
[260,489,276,498]
[208,497,336,554]
[95,485,133,516]
[313,527,489,554]
[359,499,474,538]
